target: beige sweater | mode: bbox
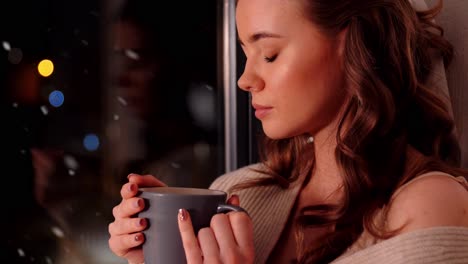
[209,164,468,264]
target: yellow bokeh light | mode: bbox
[38,59,54,77]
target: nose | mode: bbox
[237,61,264,92]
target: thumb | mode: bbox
[227,194,240,206]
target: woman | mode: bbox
[108,0,468,263]
[109,0,218,188]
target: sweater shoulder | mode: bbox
[209,163,267,192]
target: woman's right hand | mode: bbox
[108,174,167,264]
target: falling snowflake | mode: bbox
[2,41,11,51]
[63,155,79,170]
[117,96,128,106]
[45,256,53,264]
[17,248,25,257]
[170,162,181,169]
[124,49,140,60]
[205,84,214,91]
[40,105,49,115]
[51,226,65,238]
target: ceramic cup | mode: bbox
[138,186,247,264]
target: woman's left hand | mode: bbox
[177,196,255,264]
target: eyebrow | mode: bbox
[238,31,283,46]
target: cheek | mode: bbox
[272,51,335,105]
[271,51,346,134]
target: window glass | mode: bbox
[2,0,220,263]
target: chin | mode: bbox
[262,124,298,140]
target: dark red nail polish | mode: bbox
[134,199,141,208]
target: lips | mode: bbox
[252,103,273,119]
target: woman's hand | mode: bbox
[178,196,255,264]
[108,174,166,264]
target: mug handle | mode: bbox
[217,204,249,216]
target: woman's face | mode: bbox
[236,0,348,139]
[113,20,160,119]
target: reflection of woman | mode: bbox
[109,0,217,188]
[110,0,468,263]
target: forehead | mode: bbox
[236,0,307,35]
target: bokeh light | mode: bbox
[83,134,100,151]
[38,59,54,77]
[48,90,64,107]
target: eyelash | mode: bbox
[264,54,278,63]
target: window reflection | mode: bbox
[105,0,219,189]
[2,0,220,263]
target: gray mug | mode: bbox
[138,187,247,264]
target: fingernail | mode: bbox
[138,218,146,227]
[134,199,142,208]
[128,183,135,192]
[227,194,239,203]
[127,173,134,179]
[134,234,142,241]
[178,209,187,221]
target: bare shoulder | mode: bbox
[386,173,468,234]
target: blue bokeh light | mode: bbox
[49,90,64,107]
[83,134,100,152]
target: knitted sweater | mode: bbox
[209,164,468,264]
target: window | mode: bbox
[2,0,228,263]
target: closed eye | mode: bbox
[264,54,278,63]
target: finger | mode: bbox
[210,214,237,251]
[121,182,139,199]
[227,194,240,206]
[228,212,254,252]
[112,197,144,218]
[121,249,145,264]
[198,227,221,262]
[108,232,145,258]
[108,218,147,236]
[127,173,167,187]
[178,209,203,264]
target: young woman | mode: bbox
[108,0,468,263]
